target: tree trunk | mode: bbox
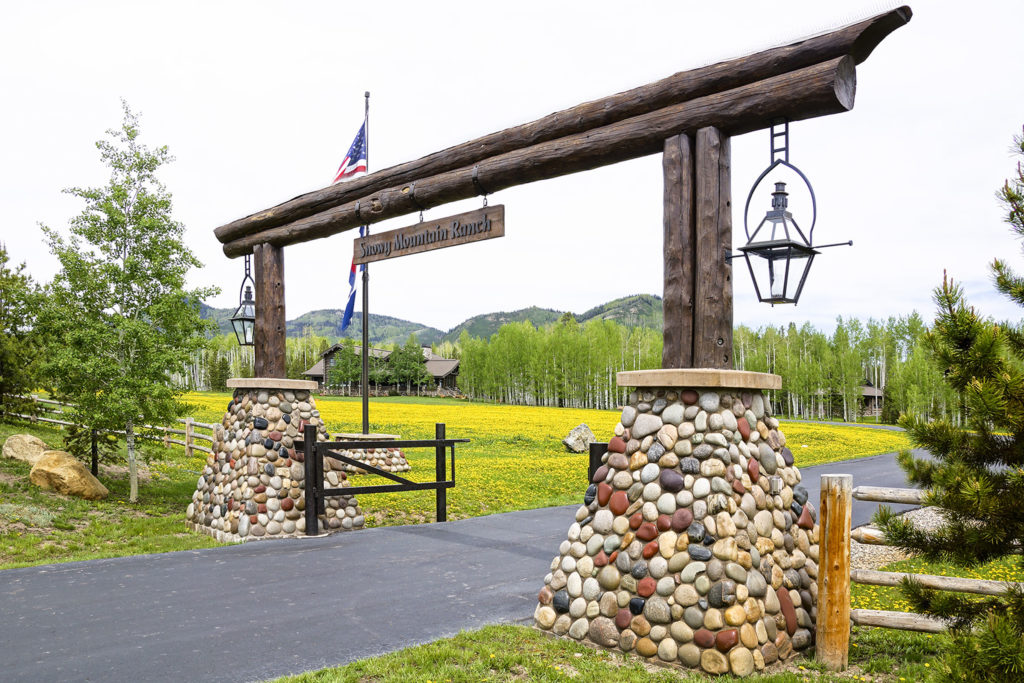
[126,418,138,503]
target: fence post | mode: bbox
[303,424,318,536]
[435,423,447,523]
[588,442,607,483]
[184,417,194,459]
[90,429,99,476]
[817,473,853,670]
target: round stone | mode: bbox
[636,636,658,657]
[729,646,755,675]
[598,565,621,590]
[535,605,557,629]
[701,648,730,675]
[589,617,620,648]
[568,617,589,640]
[657,637,678,661]
[640,463,660,484]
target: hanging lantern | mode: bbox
[739,121,850,305]
[230,254,256,346]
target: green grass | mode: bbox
[0,421,218,569]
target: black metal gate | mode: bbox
[299,423,468,535]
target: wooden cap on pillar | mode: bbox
[226,378,318,390]
[616,368,781,390]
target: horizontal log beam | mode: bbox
[851,568,1023,596]
[224,56,855,257]
[850,609,946,633]
[213,6,911,245]
[852,486,925,505]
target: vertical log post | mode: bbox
[662,134,696,369]
[435,423,447,523]
[90,429,99,476]
[184,417,194,459]
[693,127,733,368]
[303,424,319,536]
[817,473,853,670]
[253,242,286,378]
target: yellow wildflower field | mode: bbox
[181,393,911,527]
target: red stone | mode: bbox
[798,503,814,530]
[629,512,644,530]
[280,497,294,511]
[608,436,627,453]
[258,504,267,514]
[642,540,659,559]
[229,458,235,467]
[671,508,693,532]
[747,458,759,481]
[694,628,715,648]
[607,550,618,564]
[636,523,658,542]
[269,431,282,441]
[681,389,699,405]
[777,587,798,635]
[738,418,751,440]
[615,608,632,629]
[637,577,656,597]
[249,515,258,523]
[594,550,609,567]
[609,491,629,515]
[597,482,613,506]
[283,458,292,467]
[293,452,304,462]
[287,448,296,458]
[656,514,672,532]
[732,479,746,495]
[254,485,266,493]
[716,629,739,651]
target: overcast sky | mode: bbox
[3,1,1023,335]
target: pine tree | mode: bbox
[876,127,1024,680]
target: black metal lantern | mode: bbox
[230,254,255,346]
[739,121,850,305]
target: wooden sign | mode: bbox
[353,205,504,265]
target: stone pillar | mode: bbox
[533,369,820,677]
[186,378,366,542]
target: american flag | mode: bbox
[340,226,365,332]
[332,122,368,184]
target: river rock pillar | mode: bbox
[534,369,819,677]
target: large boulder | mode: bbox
[2,433,49,466]
[563,423,596,453]
[29,450,109,500]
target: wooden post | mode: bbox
[693,127,732,368]
[253,242,286,378]
[184,417,194,459]
[303,424,318,536]
[662,134,695,369]
[817,473,853,670]
[435,423,447,523]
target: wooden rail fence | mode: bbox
[1,394,216,465]
[815,474,1024,669]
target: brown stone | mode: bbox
[642,540,659,559]
[597,482,613,506]
[589,617,621,647]
[609,490,629,515]
[693,628,715,648]
[29,451,109,500]
[715,628,738,652]
[594,550,609,567]
[747,458,759,481]
[280,497,294,511]
[732,479,746,495]
[636,522,658,541]
[615,608,633,629]
[631,614,651,637]
[538,586,553,605]
[672,508,694,532]
[775,632,793,660]
[740,622,758,648]
[636,636,658,657]
[656,514,672,532]
[637,577,656,597]
[681,389,698,405]
[737,418,751,440]
[629,512,643,530]
[776,586,797,635]
[592,464,609,483]
[619,629,637,651]
[608,453,629,470]
[608,436,626,453]
[700,648,730,675]
[798,503,814,530]
[761,641,779,664]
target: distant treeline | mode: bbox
[454,313,958,423]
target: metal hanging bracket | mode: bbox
[471,166,489,207]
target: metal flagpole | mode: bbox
[361,91,370,435]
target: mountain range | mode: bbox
[201,293,662,346]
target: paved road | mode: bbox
[0,450,922,683]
